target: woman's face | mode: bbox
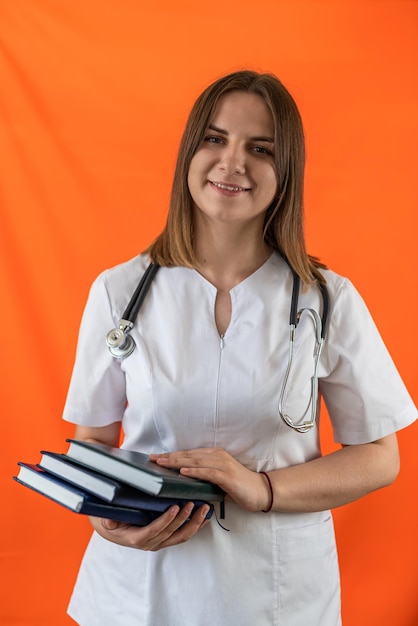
[187,90,278,230]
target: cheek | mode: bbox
[261,168,279,202]
[187,151,217,197]
[187,157,205,206]
[187,154,204,187]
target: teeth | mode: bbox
[211,181,247,192]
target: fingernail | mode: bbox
[184,502,194,515]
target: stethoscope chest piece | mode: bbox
[106,323,135,359]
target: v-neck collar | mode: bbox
[192,252,276,295]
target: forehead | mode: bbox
[209,91,274,133]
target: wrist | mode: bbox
[259,471,274,512]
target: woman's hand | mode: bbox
[89,501,211,551]
[150,447,271,512]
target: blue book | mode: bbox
[14,463,214,525]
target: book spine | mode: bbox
[158,483,223,501]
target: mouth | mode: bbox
[209,181,250,192]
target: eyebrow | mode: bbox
[208,124,274,144]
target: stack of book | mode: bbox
[14,439,225,525]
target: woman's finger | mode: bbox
[151,504,211,551]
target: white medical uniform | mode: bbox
[63,252,416,626]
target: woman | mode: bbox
[63,70,416,625]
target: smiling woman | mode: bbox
[61,70,416,626]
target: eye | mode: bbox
[252,145,274,156]
[203,135,224,145]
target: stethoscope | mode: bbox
[106,261,330,433]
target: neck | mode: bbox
[194,222,272,290]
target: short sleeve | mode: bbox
[319,278,416,444]
[62,273,127,426]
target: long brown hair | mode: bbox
[145,70,325,284]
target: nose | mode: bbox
[219,143,246,175]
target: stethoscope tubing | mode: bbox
[122,263,160,322]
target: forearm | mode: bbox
[266,433,400,513]
[73,422,121,447]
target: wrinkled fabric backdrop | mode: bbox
[1,1,417,624]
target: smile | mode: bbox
[209,181,250,192]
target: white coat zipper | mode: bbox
[214,334,225,443]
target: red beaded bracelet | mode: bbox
[260,471,274,513]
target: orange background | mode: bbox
[1,1,417,624]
